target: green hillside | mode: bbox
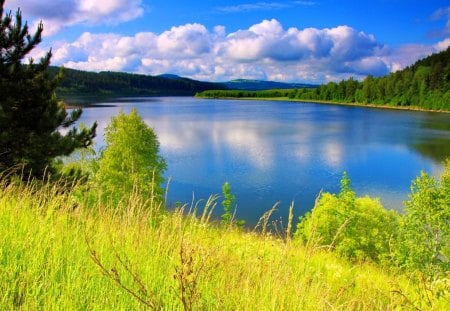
[48,67,227,98]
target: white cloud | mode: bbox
[435,37,450,51]
[385,44,441,73]
[157,24,212,57]
[37,19,448,83]
[8,0,144,36]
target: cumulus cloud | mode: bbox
[36,18,449,83]
[7,0,144,35]
[157,24,212,56]
[385,44,438,73]
[435,37,450,51]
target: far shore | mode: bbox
[63,94,450,114]
[197,95,450,114]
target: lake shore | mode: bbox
[197,95,450,114]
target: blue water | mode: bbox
[75,97,450,226]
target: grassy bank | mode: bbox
[196,93,450,114]
[1,179,448,310]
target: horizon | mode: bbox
[7,0,450,84]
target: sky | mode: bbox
[5,0,450,83]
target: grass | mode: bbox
[0,179,448,310]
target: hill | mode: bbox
[224,79,317,90]
[292,46,450,110]
[49,67,227,98]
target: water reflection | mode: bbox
[412,115,450,162]
[75,97,450,226]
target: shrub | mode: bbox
[295,173,398,262]
[394,160,450,277]
[220,182,245,228]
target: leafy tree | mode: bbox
[394,160,450,277]
[295,173,398,262]
[0,0,96,178]
[94,108,167,205]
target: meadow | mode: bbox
[1,176,448,310]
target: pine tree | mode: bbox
[0,0,96,178]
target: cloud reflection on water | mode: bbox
[73,98,449,225]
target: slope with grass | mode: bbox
[1,178,448,310]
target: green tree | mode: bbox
[344,77,359,102]
[394,160,450,277]
[0,0,96,178]
[94,108,166,205]
[361,75,375,103]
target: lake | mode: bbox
[74,97,450,226]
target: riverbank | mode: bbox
[1,178,448,309]
[197,95,450,114]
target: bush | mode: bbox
[220,182,245,228]
[295,173,398,262]
[394,160,450,277]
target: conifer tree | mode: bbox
[0,0,96,178]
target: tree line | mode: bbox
[196,88,296,99]
[198,47,450,111]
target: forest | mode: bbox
[48,67,227,97]
[198,47,450,111]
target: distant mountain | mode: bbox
[157,74,182,80]
[224,79,317,91]
[49,67,227,98]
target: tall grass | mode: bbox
[0,179,448,310]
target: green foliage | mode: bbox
[0,1,96,178]
[394,160,450,277]
[221,182,235,225]
[93,108,166,205]
[220,182,245,227]
[295,173,399,262]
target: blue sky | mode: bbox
[7,0,450,83]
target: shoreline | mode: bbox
[197,96,450,114]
